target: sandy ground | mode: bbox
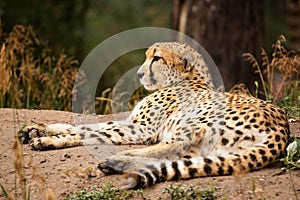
[0,108,299,199]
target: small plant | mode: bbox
[163,184,217,200]
[278,137,300,200]
[68,183,217,200]
[280,137,300,170]
[0,183,14,200]
[243,35,300,117]
[67,181,147,200]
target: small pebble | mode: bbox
[64,153,71,158]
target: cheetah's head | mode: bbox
[137,42,213,91]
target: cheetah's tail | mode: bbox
[120,149,278,190]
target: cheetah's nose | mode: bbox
[137,72,144,79]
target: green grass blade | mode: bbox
[0,183,8,198]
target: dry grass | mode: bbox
[243,35,300,117]
[1,136,57,200]
[0,25,80,111]
[12,137,27,199]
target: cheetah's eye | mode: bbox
[152,56,162,62]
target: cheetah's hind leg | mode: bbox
[98,154,163,176]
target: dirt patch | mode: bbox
[0,108,299,199]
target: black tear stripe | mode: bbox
[149,56,166,83]
[149,57,159,78]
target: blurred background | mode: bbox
[0,0,299,114]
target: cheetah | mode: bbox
[19,42,290,190]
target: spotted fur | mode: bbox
[19,42,290,189]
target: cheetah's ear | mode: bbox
[183,54,196,72]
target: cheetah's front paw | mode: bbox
[18,124,46,144]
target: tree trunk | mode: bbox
[286,0,300,49]
[172,0,264,91]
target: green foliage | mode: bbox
[0,25,81,111]
[67,181,147,200]
[0,184,9,198]
[162,184,217,200]
[278,83,300,117]
[0,0,90,60]
[85,1,171,54]
[68,182,217,200]
[0,183,31,200]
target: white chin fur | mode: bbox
[143,84,156,91]
[140,80,154,90]
[140,79,163,91]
